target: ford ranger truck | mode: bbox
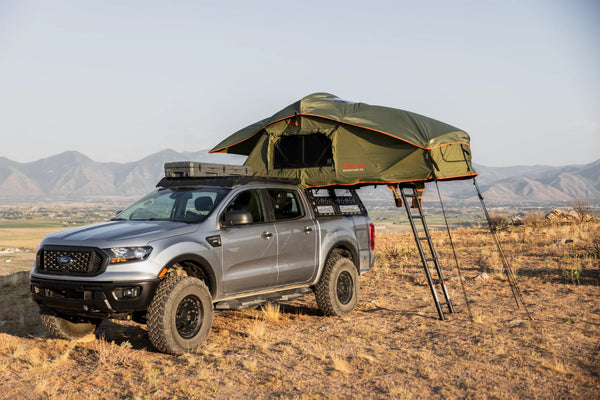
[30,163,375,354]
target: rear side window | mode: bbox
[273,133,333,169]
[268,189,303,220]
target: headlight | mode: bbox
[106,246,152,264]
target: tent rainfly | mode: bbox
[210,93,477,188]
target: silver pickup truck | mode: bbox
[30,165,375,354]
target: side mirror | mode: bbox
[223,210,253,226]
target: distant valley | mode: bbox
[0,150,598,205]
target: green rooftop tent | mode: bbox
[210,94,530,322]
[210,92,477,188]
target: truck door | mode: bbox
[220,190,278,294]
[267,188,318,285]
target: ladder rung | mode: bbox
[425,258,436,263]
[432,279,444,285]
[418,236,430,241]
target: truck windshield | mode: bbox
[113,188,230,223]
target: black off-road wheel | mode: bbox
[147,276,213,355]
[39,304,102,340]
[314,253,359,317]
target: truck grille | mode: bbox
[38,247,106,275]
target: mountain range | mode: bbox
[0,150,598,204]
[0,150,245,202]
[436,160,600,204]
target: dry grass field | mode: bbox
[0,221,62,275]
[0,215,599,399]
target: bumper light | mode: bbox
[113,286,141,299]
[106,246,152,264]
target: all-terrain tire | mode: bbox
[147,276,213,355]
[314,253,359,317]
[39,305,101,340]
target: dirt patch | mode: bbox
[1,223,599,399]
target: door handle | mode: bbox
[261,231,274,239]
[303,226,313,233]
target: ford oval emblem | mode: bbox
[57,256,74,266]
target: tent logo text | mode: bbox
[342,163,365,172]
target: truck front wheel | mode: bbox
[39,305,101,340]
[147,276,213,355]
[314,254,359,317]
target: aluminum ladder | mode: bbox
[398,183,455,320]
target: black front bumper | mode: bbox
[30,277,160,319]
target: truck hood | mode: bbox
[42,220,200,247]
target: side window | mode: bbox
[223,190,265,223]
[268,189,303,220]
[273,133,333,169]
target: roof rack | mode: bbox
[158,161,299,188]
[157,175,300,189]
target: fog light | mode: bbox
[113,287,140,300]
[124,287,139,298]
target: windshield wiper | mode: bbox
[129,218,171,221]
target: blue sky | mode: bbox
[1,0,598,166]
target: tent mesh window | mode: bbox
[273,133,333,169]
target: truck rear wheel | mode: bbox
[147,276,213,355]
[314,254,359,317]
[39,305,101,340]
